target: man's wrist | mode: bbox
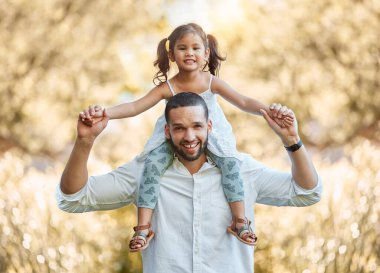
[282,136,301,147]
[76,137,95,148]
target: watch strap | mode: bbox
[284,139,303,152]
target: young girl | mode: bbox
[81,23,293,252]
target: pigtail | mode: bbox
[153,38,171,86]
[207,34,226,76]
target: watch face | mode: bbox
[285,140,302,152]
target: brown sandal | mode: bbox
[227,217,257,246]
[129,223,155,252]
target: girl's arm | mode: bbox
[81,84,171,121]
[212,77,292,120]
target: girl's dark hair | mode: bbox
[153,23,226,86]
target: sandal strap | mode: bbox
[236,217,254,237]
[129,235,147,247]
[133,223,151,231]
[240,230,255,240]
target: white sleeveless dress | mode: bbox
[137,75,242,161]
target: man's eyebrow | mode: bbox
[171,122,184,127]
[192,122,204,125]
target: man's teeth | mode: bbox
[184,143,198,148]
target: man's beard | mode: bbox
[167,135,208,161]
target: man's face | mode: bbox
[165,106,211,162]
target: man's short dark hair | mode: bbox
[165,92,209,123]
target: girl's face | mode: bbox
[170,33,209,72]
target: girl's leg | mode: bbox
[137,141,173,211]
[229,201,245,225]
[130,142,173,250]
[208,152,256,245]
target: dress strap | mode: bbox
[167,80,176,96]
[208,74,213,90]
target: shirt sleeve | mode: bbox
[241,154,323,207]
[56,157,142,213]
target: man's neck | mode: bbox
[176,154,207,175]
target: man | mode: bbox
[57,92,322,273]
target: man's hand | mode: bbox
[77,108,109,142]
[268,103,294,128]
[79,105,104,127]
[260,104,300,146]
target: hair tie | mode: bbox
[165,39,170,52]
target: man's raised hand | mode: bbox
[77,108,109,141]
[260,104,299,146]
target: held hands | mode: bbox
[268,103,294,128]
[261,103,300,146]
[77,107,109,141]
[79,105,105,127]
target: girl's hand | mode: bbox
[260,108,299,145]
[79,105,104,126]
[269,103,294,128]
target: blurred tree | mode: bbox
[0,0,167,155]
[225,0,380,147]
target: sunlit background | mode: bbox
[1,0,379,272]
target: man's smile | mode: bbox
[182,142,200,153]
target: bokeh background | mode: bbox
[1,0,379,272]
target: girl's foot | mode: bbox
[227,217,257,246]
[129,224,155,252]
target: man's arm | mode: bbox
[60,110,109,194]
[260,106,318,190]
[57,159,141,213]
[57,109,139,213]
[60,138,94,194]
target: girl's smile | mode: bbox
[171,33,209,71]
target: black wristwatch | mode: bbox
[284,139,303,152]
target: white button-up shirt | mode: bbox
[56,154,322,273]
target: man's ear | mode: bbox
[165,124,171,139]
[207,119,212,134]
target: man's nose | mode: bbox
[183,129,195,140]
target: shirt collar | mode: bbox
[172,154,216,175]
